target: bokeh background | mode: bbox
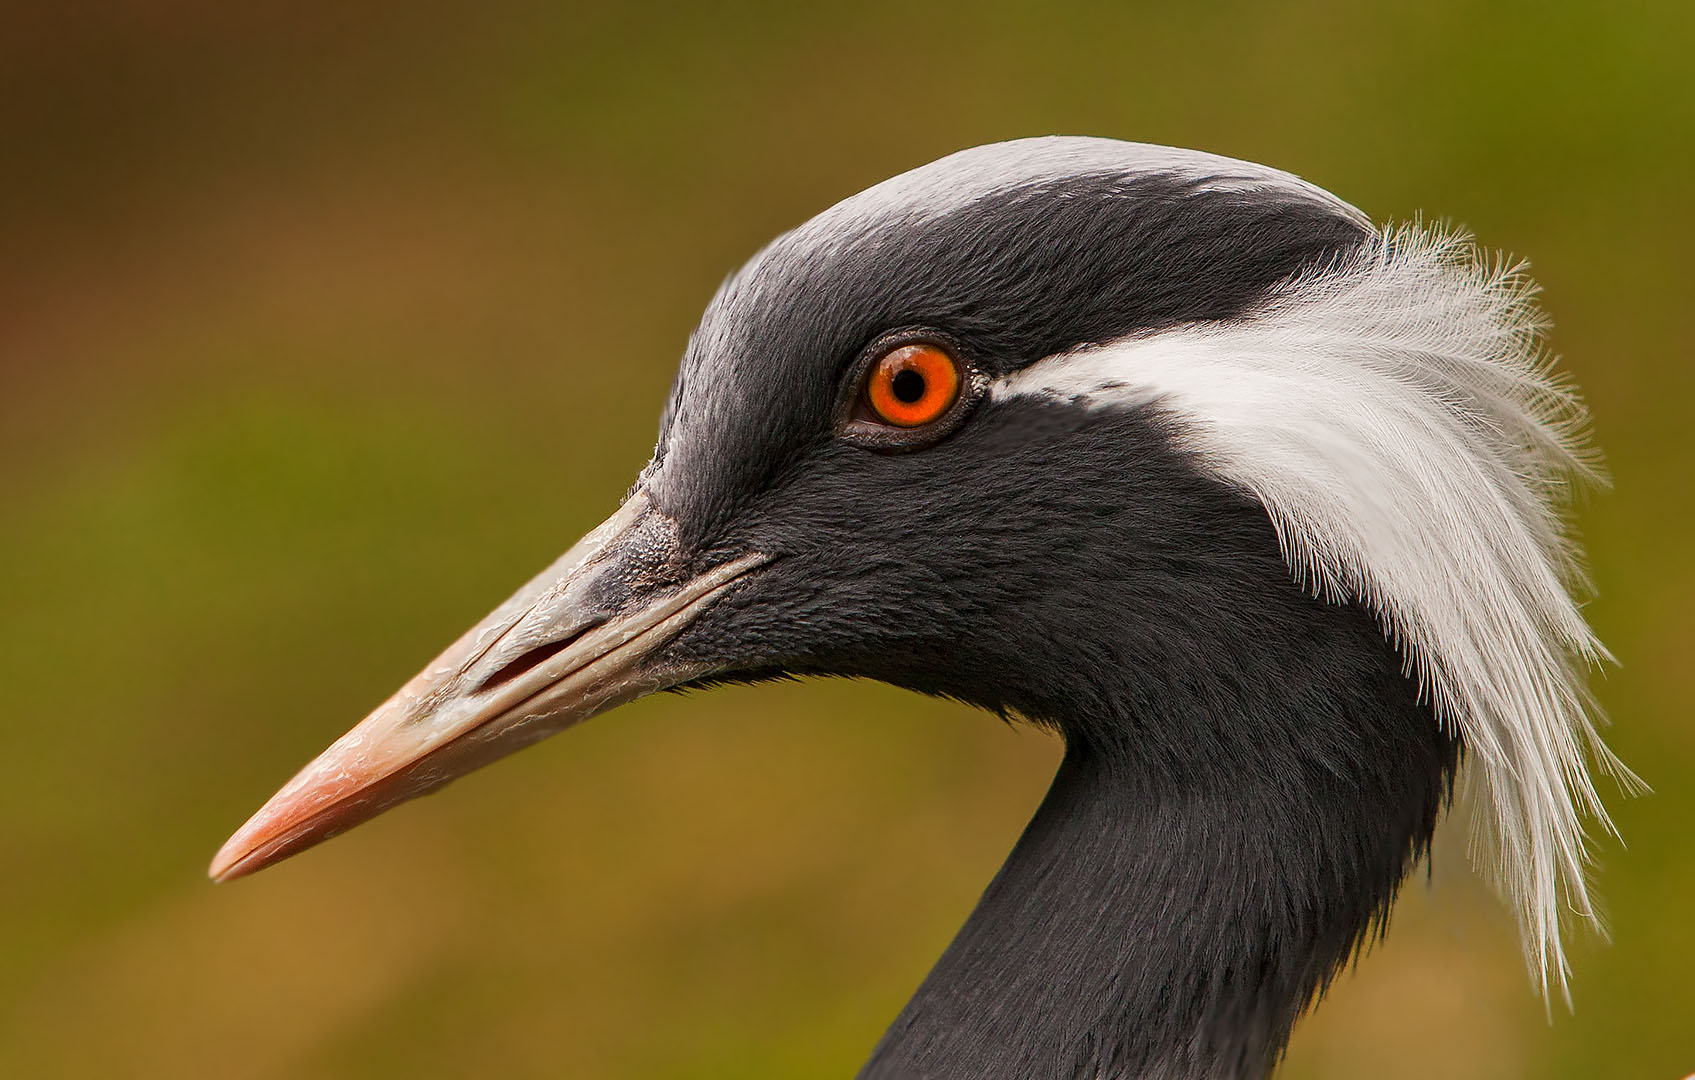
[3,2,1691,1077]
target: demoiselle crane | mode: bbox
[212,137,1628,1078]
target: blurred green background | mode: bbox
[2,2,1691,1077]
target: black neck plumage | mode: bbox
[860,597,1459,1080]
[682,399,1465,1079]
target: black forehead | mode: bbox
[651,170,1368,534]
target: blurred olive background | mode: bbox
[2,2,1691,1077]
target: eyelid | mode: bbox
[834,328,986,452]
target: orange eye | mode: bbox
[865,343,962,427]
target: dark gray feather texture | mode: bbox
[629,136,1620,1077]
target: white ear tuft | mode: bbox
[997,221,1639,1000]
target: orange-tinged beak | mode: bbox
[209,491,767,882]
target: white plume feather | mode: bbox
[997,222,1636,999]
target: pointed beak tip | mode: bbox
[206,784,326,884]
[207,814,272,883]
[206,852,242,884]
[207,841,249,884]
[200,493,770,888]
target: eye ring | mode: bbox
[835,329,985,452]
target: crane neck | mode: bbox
[861,602,1459,1080]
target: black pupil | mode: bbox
[891,368,927,405]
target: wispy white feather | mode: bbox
[996,222,1635,999]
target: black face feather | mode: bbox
[652,170,1380,764]
[629,171,1449,1078]
[658,394,1456,1078]
[649,172,1369,544]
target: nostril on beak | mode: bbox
[476,621,604,694]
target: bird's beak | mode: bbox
[209,489,766,882]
